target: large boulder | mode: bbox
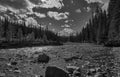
[37,53,50,63]
[45,66,69,77]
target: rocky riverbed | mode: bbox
[0,43,120,77]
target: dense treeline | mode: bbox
[0,17,62,48]
[69,0,120,46]
[107,0,120,46]
[69,7,108,44]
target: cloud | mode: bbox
[71,0,74,4]
[18,14,28,18]
[0,0,66,20]
[26,0,64,11]
[65,20,69,23]
[34,12,46,18]
[65,20,74,23]
[25,0,39,13]
[58,28,75,36]
[61,24,70,28]
[25,17,38,26]
[86,7,91,12]
[47,11,69,20]
[84,7,91,12]
[85,0,103,4]
[0,0,47,18]
[51,28,56,32]
[62,28,74,33]
[0,0,27,9]
[39,0,64,9]
[75,9,81,13]
[0,0,65,13]
[0,5,7,12]
[85,0,110,11]
[102,2,109,10]
[0,5,23,14]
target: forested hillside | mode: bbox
[0,17,62,48]
[71,0,120,46]
[107,0,120,46]
[74,7,108,44]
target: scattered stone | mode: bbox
[64,55,81,62]
[87,68,97,76]
[45,66,69,77]
[14,68,21,73]
[0,58,7,61]
[37,53,50,63]
[66,65,81,77]
[97,72,108,77]
[35,75,40,77]
[14,70,21,73]
[73,70,81,77]
[0,72,5,77]
[7,63,12,66]
[66,66,80,74]
[11,61,17,65]
[94,72,101,77]
[89,68,96,74]
[40,76,43,77]
[34,75,43,77]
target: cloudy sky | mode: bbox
[0,0,109,35]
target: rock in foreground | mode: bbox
[37,53,50,63]
[45,66,69,77]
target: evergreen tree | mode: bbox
[0,21,3,39]
[17,28,23,41]
[3,18,9,38]
[108,0,118,40]
[74,7,108,44]
[30,31,35,41]
[43,33,48,44]
[6,24,13,42]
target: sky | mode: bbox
[0,0,110,36]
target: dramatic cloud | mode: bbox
[0,0,110,32]
[39,0,64,9]
[47,11,69,20]
[0,0,66,19]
